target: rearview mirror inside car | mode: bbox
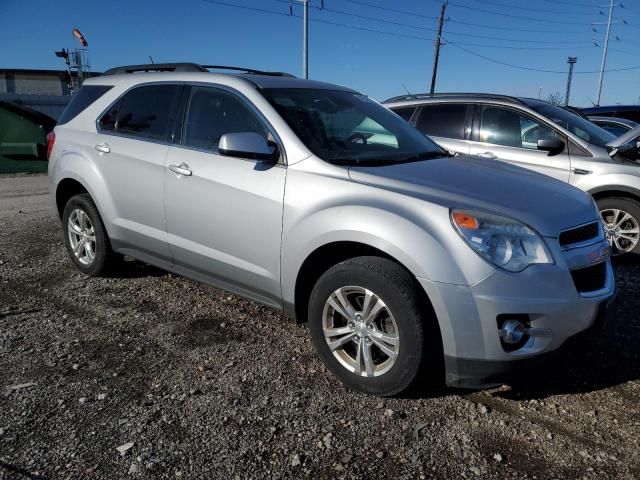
[219,132,278,163]
[537,137,565,155]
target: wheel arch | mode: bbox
[589,185,640,204]
[55,177,90,219]
[291,240,437,327]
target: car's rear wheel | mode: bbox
[308,256,439,396]
[597,197,640,256]
[62,193,114,276]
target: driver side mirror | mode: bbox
[537,137,565,155]
[617,139,640,161]
[219,132,279,163]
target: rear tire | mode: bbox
[308,256,439,396]
[597,197,640,256]
[62,193,115,276]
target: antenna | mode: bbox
[401,83,412,95]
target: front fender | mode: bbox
[280,203,494,308]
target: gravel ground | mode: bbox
[1,174,639,480]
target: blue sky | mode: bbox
[1,0,639,106]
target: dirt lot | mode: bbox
[1,174,639,479]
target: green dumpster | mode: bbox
[0,102,56,174]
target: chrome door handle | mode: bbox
[572,168,592,175]
[478,151,496,159]
[169,163,192,176]
[94,143,110,154]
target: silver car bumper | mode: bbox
[419,238,615,388]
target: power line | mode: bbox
[201,0,436,41]
[440,0,602,25]
[447,18,592,34]
[446,40,640,74]
[463,0,600,15]
[342,0,598,34]
[343,0,437,19]
[284,0,598,44]
[539,0,600,6]
[200,0,639,77]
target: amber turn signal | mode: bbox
[452,211,479,230]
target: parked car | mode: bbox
[582,105,640,123]
[385,93,640,256]
[587,116,638,137]
[49,64,614,395]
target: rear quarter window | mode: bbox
[57,85,112,125]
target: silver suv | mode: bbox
[385,93,640,256]
[48,64,614,395]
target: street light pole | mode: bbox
[302,0,309,79]
[565,57,577,106]
[596,0,614,106]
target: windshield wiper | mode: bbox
[329,150,450,167]
[329,158,399,166]
[392,150,452,164]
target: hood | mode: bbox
[348,155,597,237]
[607,124,640,149]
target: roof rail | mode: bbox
[202,65,296,77]
[102,63,208,75]
[383,92,525,105]
[102,63,296,78]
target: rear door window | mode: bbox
[57,85,112,125]
[391,106,416,122]
[616,110,640,123]
[110,84,181,141]
[597,122,629,137]
[415,104,469,139]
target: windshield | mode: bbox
[530,103,616,147]
[262,88,446,165]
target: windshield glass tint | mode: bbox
[531,104,616,147]
[262,88,444,164]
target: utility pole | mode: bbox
[302,0,309,79]
[596,0,615,106]
[430,1,447,94]
[565,57,577,106]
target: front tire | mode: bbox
[62,193,114,276]
[597,197,640,256]
[308,256,438,396]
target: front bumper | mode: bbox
[442,294,616,389]
[418,239,615,389]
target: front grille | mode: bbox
[559,222,600,247]
[570,261,607,293]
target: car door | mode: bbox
[164,85,286,307]
[468,104,571,182]
[413,103,472,155]
[94,83,182,262]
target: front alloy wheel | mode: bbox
[600,206,640,255]
[323,286,400,378]
[309,256,439,396]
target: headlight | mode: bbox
[451,210,553,272]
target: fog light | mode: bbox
[500,319,526,345]
[499,319,553,346]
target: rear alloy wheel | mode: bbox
[598,197,640,256]
[309,256,439,396]
[62,193,115,276]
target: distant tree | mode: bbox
[547,91,564,106]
